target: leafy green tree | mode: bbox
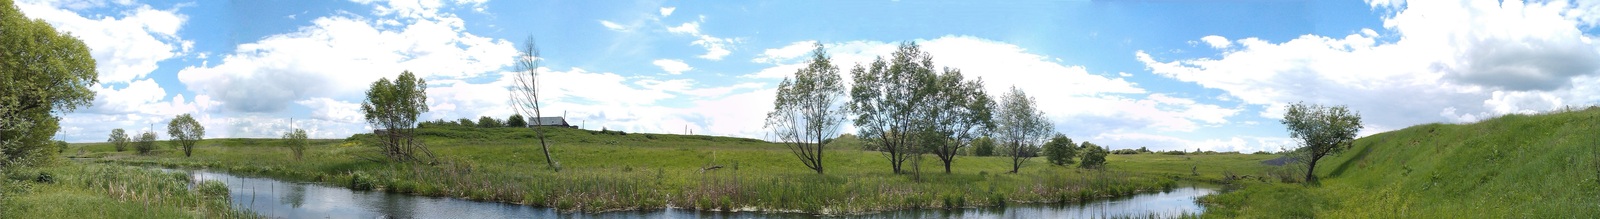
[167,113,205,157]
[765,43,847,174]
[478,116,503,128]
[995,86,1053,173]
[135,131,157,155]
[1281,102,1363,183]
[918,67,995,173]
[508,36,558,171]
[282,128,308,160]
[1043,134,1078,166]
[54,140,67,154]
[1078,141,1108,169]
[457,118,475,127]
[972,136,997,156]
[0,0,98,167]
[108,129,130,152]
[850,42,939,174]
[507,114,527,127]
[360,71,435,163]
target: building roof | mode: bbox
[531,117,568,126]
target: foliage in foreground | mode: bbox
[2,162,258,218]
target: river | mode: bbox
[174,168,1215,218]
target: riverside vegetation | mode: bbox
[1200,107,1600,218]
[65,124,1276,214]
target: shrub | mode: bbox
[349,172,375,191]
[1079,142,1108,169]
[135,131,158,154]
[972,137,997,156]
[1043,134,1077,166]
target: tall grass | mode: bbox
[2,162,259,218]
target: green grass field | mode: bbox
[1200,107,1600,218]
[63,125,1275,214]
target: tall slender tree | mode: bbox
[108,128,130,152]
[995,86,1053,173]
[917,68,994,173]
[166,113,205,157]
[849,42,939,174]
[360,71,434,163]
[508,36,558,171]
[766,43,846,174]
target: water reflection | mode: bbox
[171,168,1214,218]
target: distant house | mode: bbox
[530,117,571,127]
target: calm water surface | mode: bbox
[171,168,1215,218]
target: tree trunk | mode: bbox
[943,159,952,174]
[1305,156,1320,183]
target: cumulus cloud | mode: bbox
[177,11,517,113]
[652,59,693,75]
[15,0,188,84]
[660,7,675,17]
[668,19,738,60]
[1199,35,1231,49]
[1138,0,1600,136]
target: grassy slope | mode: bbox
[1202,108,1600,218]
[72,125,1274,214]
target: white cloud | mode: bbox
[15,1,188,84]
[1139,0,1600,136]
[599,20,627,31]
[1199,35,1231,49]
[652,59,693,75]
[668,20,738,60]
[177,12,517,113]
[751,40,817,64]
[660,7,675,17]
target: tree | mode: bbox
[108,129,130,152]
[850,42,939,174]
[477,116,503,128]
[1079,141,1108,169]
[360,71,435,163]
[457,118,475,127]
[54,140,66,154]
[1044,134,1078,166]
[166,113,205,157]
[282,128,308,160]
[135,131,157,155]
[508,36,558,171]
[1281,102,1363,183]
[995,86,1053,173]
[0,0,98,167]
[507,114,527,127]
[972,136,997,157]
[765,43,847,174]
[918,67,995,174]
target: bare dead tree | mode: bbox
[509,36,558,171]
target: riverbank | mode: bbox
[75,126,1276,214]
[1,161,260,218]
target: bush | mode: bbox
[1079,142,1108,169]
[972,137,996,156]
[197,180,229,199]
[135,131,158,154]
[1043,134,1077,166]
[349,172,375,191]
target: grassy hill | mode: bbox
[1202,107,1600,217]
[53,124,1276,214]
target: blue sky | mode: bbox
[21,0,1600,152]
